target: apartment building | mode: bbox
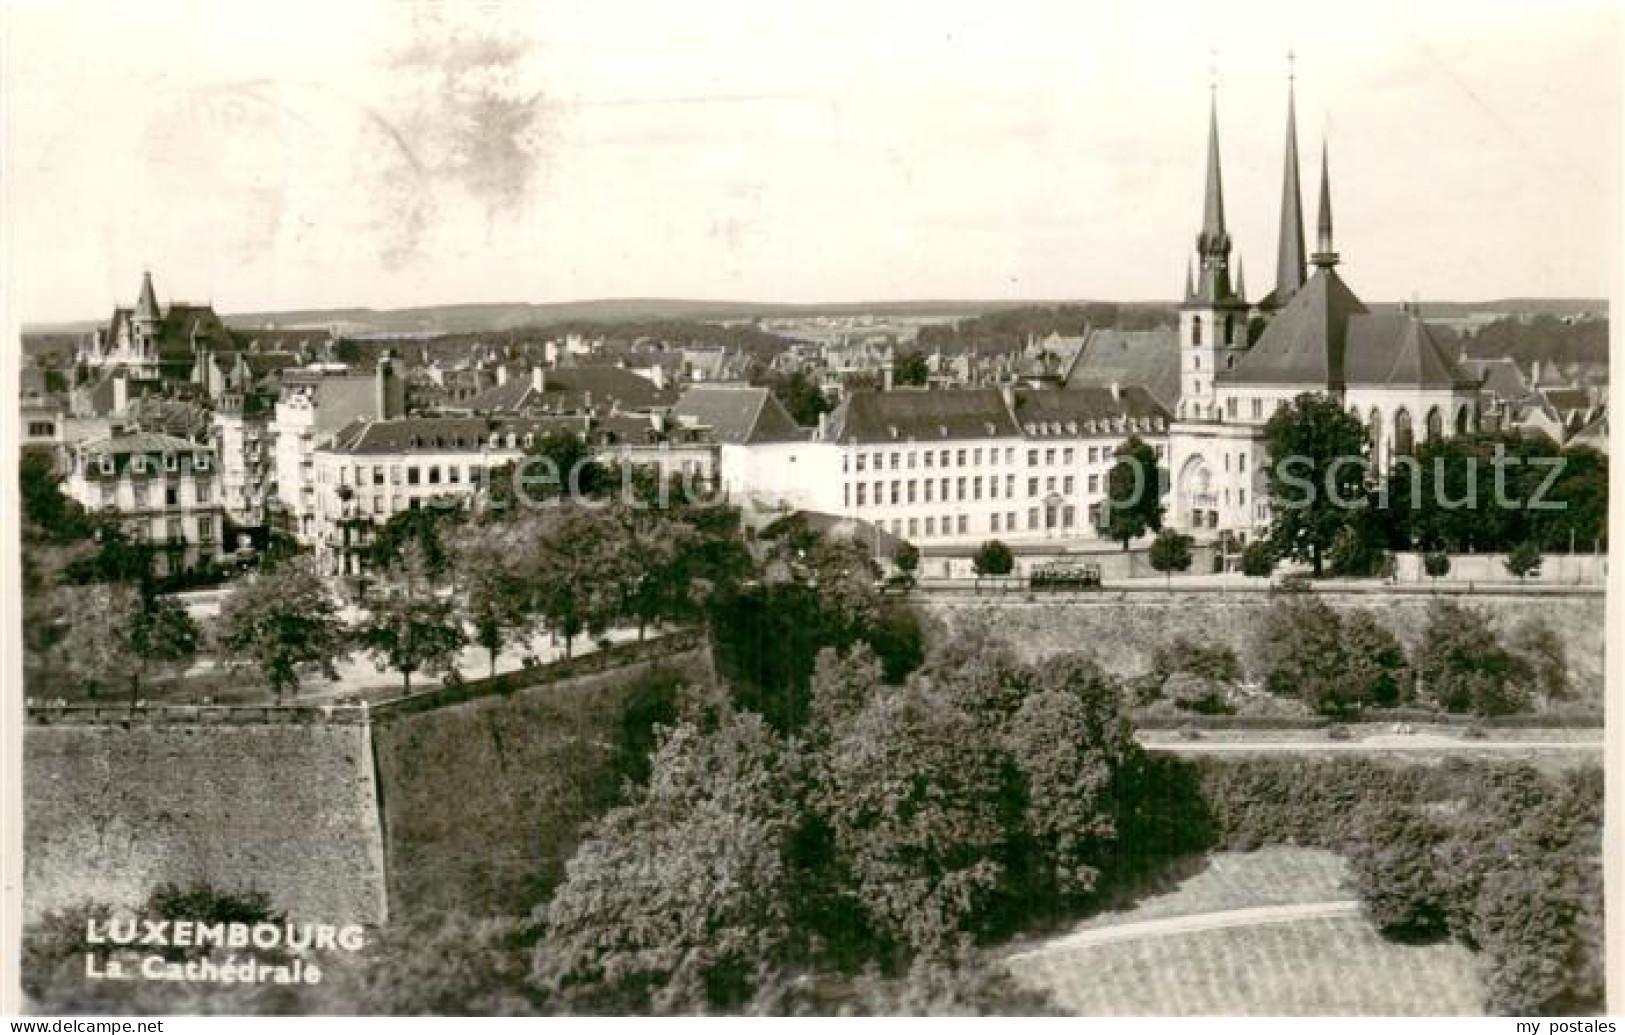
[63,431,226,573]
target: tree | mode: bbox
[55,583,199,706]
[893,541,920,576]
[1148,528,1192,587]
[19,447,93,545]
[216,558,349,702]
[521,507,637,658]
[813,681,1007,957]
[1414,601,1534,716]
[366,505,454,579]
[534,713,800,1012]
[1262,393,1371,575]
[1002,658,1137,902]
[766,368,833,426]
[351,912,538,1015]
[1257,598,1405,717]
[1505,541,1543,580]
[893,350,931,387]
[1423,551,1451,583]
[23,881,292,1014]
[1103,436,1165,548]
[1240,539,1276,578]
[1346,805,1451,939]
[361,545,467,693]
[1161,672,1230,714]
[971,539,1014,577]
[1508,618,1568,702]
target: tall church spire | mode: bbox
[1199,93,1227,249]
[1312,139,1339,269]
[134,270,160,324]
[1274,64,1307,299]
[1190,90,1238,306]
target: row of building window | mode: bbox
[326,462,485,488]
[97,453,210,475]
[844,444,1137,475]
[843,471,1112,508]
[102,482,211,507]
[880,502,1103,540]
[126,516,214,543]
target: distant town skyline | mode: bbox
[6,0,1619,323]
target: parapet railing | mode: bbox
[24,627,708,727]
[366,627,706,721]
[24,702,373,726]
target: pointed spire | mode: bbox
[1189,88,1238,308]
[1274,66,1307,298]
[1312,139,1339,269]
[1201,93,1227,242]
[134,270,160,324]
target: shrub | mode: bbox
[1507,618,1568,702]
[1162,673,1230,715]
[1423,551,1451,580]
[1257,598,1407,717]
[1505,542,1543,579]
[971,540,1014,576]
[1413,601,1534,716]
[1150,637,1243,687]
[1240,540,1276,577]
[1346,805,1451,939]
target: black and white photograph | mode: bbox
[0,0,1617,1021]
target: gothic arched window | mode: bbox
[1425,406,1444,442]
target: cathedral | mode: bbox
[1165,76,1481,540]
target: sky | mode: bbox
[4,0,1620,322]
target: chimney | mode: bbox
[999,382,1015,413]
[375,355,402,419]
[531,367,546,393]
[1110,381,1121,403]
[497,365,509,387]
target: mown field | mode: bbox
[1005,848,1485,1016]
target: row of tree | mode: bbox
[1144,597,1568,718]
[1261,395,1607,577]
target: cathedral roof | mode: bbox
[1343,312,1477,390]
[1221,267,1475,391]
[1220,267,1365,387]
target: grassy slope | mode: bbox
[1005,848,1484,1016]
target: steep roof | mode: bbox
[80,431,203,456]
[1460,357,1529,403]
[1221,267,1365,387]
[1064,327,1182,409]
[1343,312,1477,389]
[824,388,1020,444]
[326,415,587,455]
[1010,386,1169,432]
[670,384,804,444]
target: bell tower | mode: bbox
[1178,92,1249,419]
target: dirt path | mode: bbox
[1142,734,1602,754]
[1006,900,1362,961]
